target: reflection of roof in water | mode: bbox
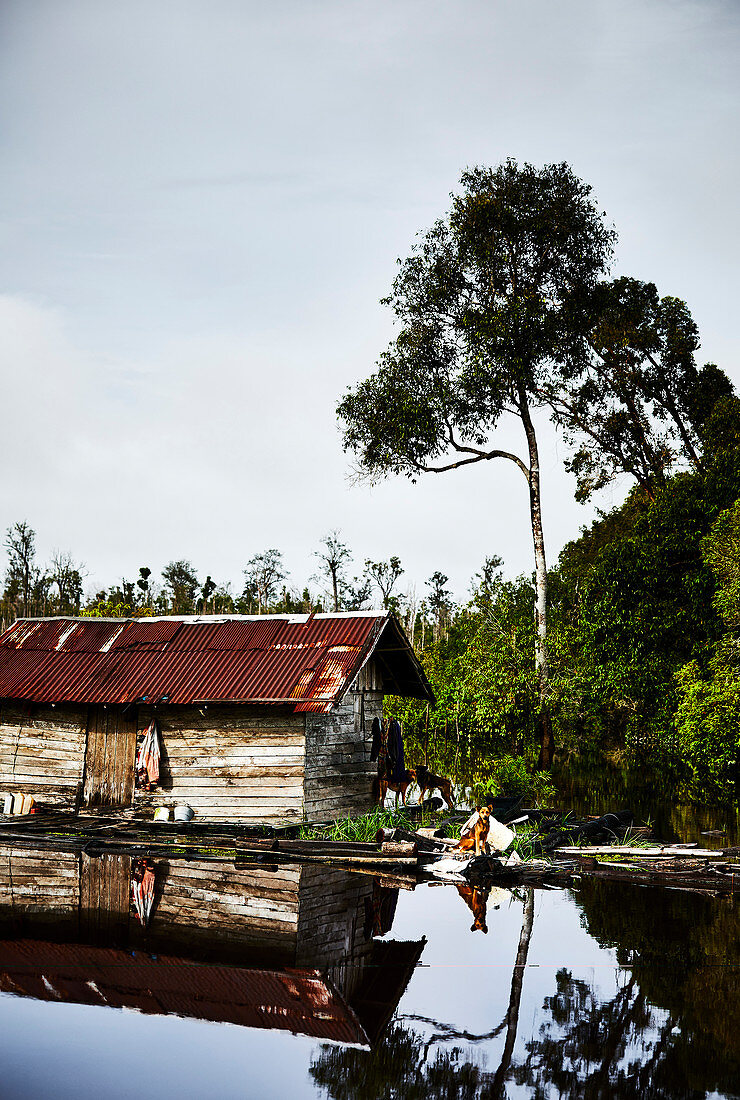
[0,938,371,1046]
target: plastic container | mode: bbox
[173,804,194,823]
[153,806,171,823]
[2,794,13,815]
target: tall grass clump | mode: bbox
[300,804,442,843]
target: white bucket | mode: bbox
[173,804,194,822]
[153,806,171,823]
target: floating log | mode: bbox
[381,841,418,857]
[554,845,728,859]
[537,810,634,853]
[377,827,439,852]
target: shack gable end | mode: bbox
[303,668,382,823]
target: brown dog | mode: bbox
[456,883,489,933]
[414,764,455,809]
[456,806,492,855]
[373,768,417,807]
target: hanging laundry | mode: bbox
[131,858,156,927]
[136,719,160,790]
[386,718,405,782]
[370,717,382,761]
[370,717,389,778]
[363,879,399,939]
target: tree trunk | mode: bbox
[518,390,554,768]
[491,887,535,1097]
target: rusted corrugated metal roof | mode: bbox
[0,612,433,709]
[0,938,370,1045]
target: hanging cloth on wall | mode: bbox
[136,719,160,789]
[371,717,388,778]
[131,858,157,927]
[387,718,405,782]
[370,717,382,761]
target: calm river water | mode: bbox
[0,819,738,1099]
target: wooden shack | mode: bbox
[0,612,433,823]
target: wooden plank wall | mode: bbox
[0,704,86,810]
[295,864,374,1001]
[140,861,301,965]
[0,842,80,928]
[134,705,306,824]
[303,689,382,822]
[82,706,137,807]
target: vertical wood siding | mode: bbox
[0,705,86,809]
[82,706,137,807]
[79,852,131,941]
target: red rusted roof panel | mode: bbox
[0,614,393,707]
[59,621,125,652]
[0,649,51,699]
[0,619,76,651]
[110,619,183,650]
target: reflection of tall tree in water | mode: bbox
[310,890,537,1100]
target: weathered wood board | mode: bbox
[0,705,86,809]
[133,704,308,824]
[303,692,380,823]
[83,705,137,807]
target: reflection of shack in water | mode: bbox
[0,843,424,1048]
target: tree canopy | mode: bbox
[338,159,616,766]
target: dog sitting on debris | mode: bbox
[373,768,417,808]
[414,764,456,809]
[455,805,492,856]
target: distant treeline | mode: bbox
[0,526,454,645]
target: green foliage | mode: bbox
[81,599,155,619]
[337,160,615,485]
[299,805,436,843]
[672,498,740,797]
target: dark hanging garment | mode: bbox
[370,717,382,762]
[387,719,405,782]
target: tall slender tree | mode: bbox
[243,549,287,613]
[4,521,39,618]
[364,555,405,610]
[337,160,615,765]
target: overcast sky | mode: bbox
[1,0,738,604]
